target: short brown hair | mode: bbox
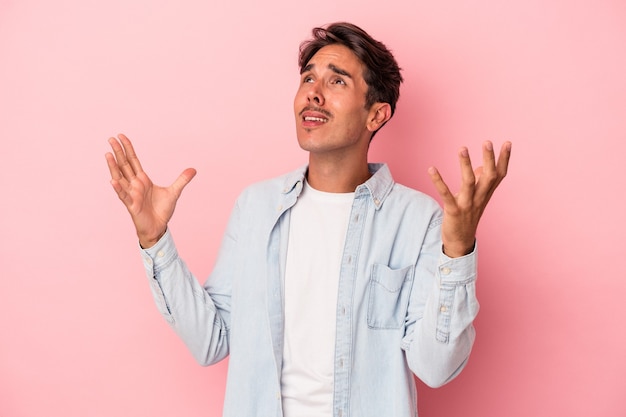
[298,22,403,120]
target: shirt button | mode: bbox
[277,205,283,212]
[441,267,451,275]
[145,257,153,265]
[440,305,448,313]
[157,250,165,258]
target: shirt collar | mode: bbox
[281,165,308,194]
[281,163,395,210]
[359,163,394,210]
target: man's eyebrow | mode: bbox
[300,63,353,79]
[329,64,352,78]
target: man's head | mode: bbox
[298,22,403,129]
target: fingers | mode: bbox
[496,141,512,178]
[117,134,144,175]
[428,166,456,207]
[472,141,497,201]
[481,141,497,177]
[105,151,123,182]
[105,134,144,210]
[481,140,511,180]
[457,147,476,206]
[107,134,140,181]
[474,141,511,202]
[429,146,478,209]
[429,141,512,209]
[109,177,134,207]
[106,150,135,208]
[171,168,197,197]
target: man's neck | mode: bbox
[306,154,371,193]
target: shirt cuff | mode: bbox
[438,242,477,285]
[139,228,179,274]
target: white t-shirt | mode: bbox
[281,181,354,416]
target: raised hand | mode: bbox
[105,134,197,248]
[428,141,511,258]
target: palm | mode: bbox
[106,134,196,247]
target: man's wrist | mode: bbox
[442,239,476,258]
[138,229,166,249]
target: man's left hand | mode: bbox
[428,141,512,258]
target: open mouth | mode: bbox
[300,108,331,125]
[303,116,328,123]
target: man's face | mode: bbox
[294,44,377,157]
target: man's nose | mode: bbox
[307,83,324,106]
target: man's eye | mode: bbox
[303,76,314,83]
[333,78,346,85]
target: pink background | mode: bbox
[1,0,625,416]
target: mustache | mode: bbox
[298,106,332,118]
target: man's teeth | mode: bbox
[304,116,327,122]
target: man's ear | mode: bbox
[366,103,392,132]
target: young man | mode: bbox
[106,22,511,417]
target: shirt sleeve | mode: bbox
[402,226,479,388]
[140,227,232,366]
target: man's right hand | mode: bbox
[105,134,197,248]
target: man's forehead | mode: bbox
[303,44,364,75]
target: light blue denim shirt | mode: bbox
[141,163,478,417]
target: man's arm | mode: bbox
[141,227,232,366]
[105,134,231,364]
[402,141,511,386]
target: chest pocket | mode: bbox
[367,263,414,329]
